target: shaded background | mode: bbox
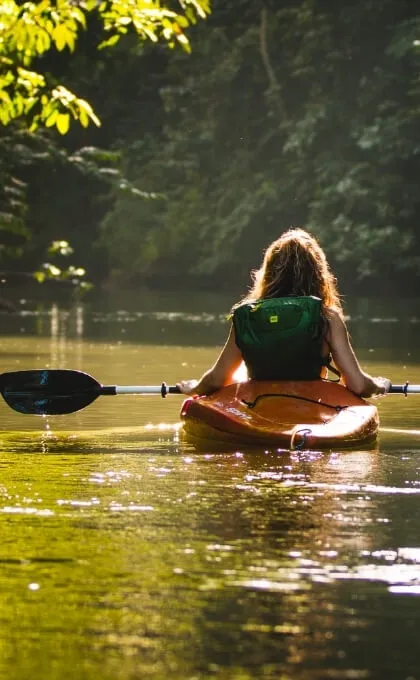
[1,0,419,300]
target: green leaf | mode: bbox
[33,271,46,283]
[48,240,73,256]
[53,24,70,51]
[56,112,70,134]
[98,33,120,49]
[43,263,61,277]
[78,108,89,127]
[45,109,58,127]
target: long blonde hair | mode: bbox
[240,228,343,314]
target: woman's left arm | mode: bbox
[177,324,243,396]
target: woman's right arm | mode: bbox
[327,308,390,397]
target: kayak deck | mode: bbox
[180,380,379,449]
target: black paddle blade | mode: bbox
[0,369,102,415]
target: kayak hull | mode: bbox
[180,380,379,449]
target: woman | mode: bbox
[177,228,391,398]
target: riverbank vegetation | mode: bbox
[1,0,419,297]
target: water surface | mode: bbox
[0,295,420,680]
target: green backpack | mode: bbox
[232,296,327,381]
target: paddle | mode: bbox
[0,369,181,415]
[0,369,418,416]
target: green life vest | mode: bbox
[232,296,327,381]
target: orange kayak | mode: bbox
[180,380,379,449]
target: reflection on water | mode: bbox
[0,295,420,679]
[1,446,420,679]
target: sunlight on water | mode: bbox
[0,422,184,455]
[1,300,420,679]
[381,427,420,436]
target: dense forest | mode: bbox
[1,0,419,297]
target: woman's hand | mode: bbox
[371,376,392,396]
[176,379,199,395]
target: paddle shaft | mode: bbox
[107,384,181,397]
[77,383,420,397]
[112,383,420,396]
[389,383,420,395]
[58,383,420,396]
[45,382,420,396]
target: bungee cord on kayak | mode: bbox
[241,392,345,412]
[290,428,313,451]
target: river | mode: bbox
[0,290,420,680]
